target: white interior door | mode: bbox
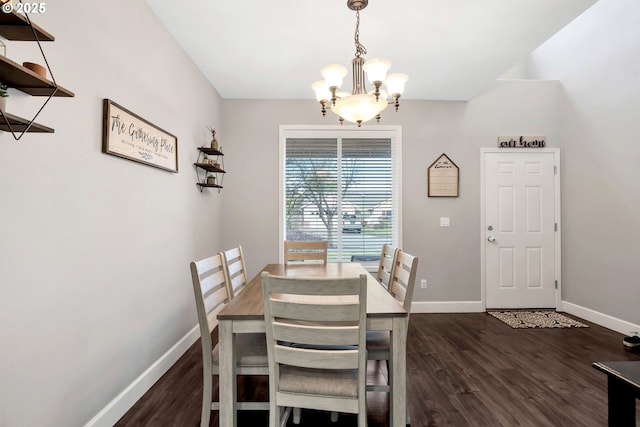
[483,149,560,309]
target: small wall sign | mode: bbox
[427,153,459,197]
[497,136,546,148]
[102,99,179,172]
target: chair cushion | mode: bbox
[212,332,268,367]
[366,330,390,353]
[279,365,358,398]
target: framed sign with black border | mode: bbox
[102,99,178,172]
[427,153,459,197]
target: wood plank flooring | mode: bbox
[115,312,640,426]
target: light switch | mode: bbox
[440,217,450,227]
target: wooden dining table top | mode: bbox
[218,262,408,321]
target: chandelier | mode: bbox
[312,0,408,127]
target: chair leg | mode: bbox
[269,403,280,427]
[386,359,411,425]
[200,370,212,427]
[280,407,292,427]
[358,407,367,426]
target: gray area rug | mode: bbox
[488,310,589,329]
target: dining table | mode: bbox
[217,262,409,426]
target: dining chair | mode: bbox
[261,272,368,427]
[366,249,418,423]
[190,253,269,427]
[283,240,328,265]
[221,245,249,299]
[376,244,399,290]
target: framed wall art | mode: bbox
[102,99,178,172]
[427,153,459,197]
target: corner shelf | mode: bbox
[0,4,75,139]
[194,147,225,192]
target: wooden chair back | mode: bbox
[376,244,398,290]
[190,254,229,344]
[190,254,229,426]
[221,245,248,299]
[261,272,368,425]
[389,250,418,312]
[283,240,328,265]
[190,253,268,426]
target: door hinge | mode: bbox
[554,165,557,175]
[554,222,558,232]
[555,280,558,289]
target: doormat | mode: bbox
[488,310,589,329]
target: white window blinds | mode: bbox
[283,130,399,263]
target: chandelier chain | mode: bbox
[353,9,367,58]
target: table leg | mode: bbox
[607,376,637,427]
[391,317,407,426]
[219,320,236,426]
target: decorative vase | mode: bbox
[23,61,46,78]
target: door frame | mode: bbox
[480,148,561,310]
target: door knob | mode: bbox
[487,236,496,243]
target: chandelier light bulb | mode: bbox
[363,58,391,84]
[320,64,348,89]
[311,80,331,102]
[385,73,409,97]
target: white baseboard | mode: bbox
[84,325,200,427]
[411,300,639,337]
[411,301,485,313]
[560,301,640,336]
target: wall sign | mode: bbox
[102,99,178,172]
[498,136,546,148]
[427,153,459,197]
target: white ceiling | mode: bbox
[146,0,597,101]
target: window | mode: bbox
[280,126,401,264]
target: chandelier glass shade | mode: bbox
[312,0,408,127]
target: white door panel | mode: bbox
[483,150,559,309]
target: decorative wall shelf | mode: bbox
[0,7,54,41]
[0,55,74,97]
[0,111,53,132]
[0,4,75,140]
[194,147,225,192]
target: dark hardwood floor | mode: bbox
[115,313,640,426]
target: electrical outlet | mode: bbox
[420,279,427,289]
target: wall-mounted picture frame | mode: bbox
[102,99,178,173]
[427,153,459,197]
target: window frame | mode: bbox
[279,125,402,266]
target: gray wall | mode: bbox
[2,0,638,426]
[220,80,562,304]
[0,1,224,425]
[526,0,640,325]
